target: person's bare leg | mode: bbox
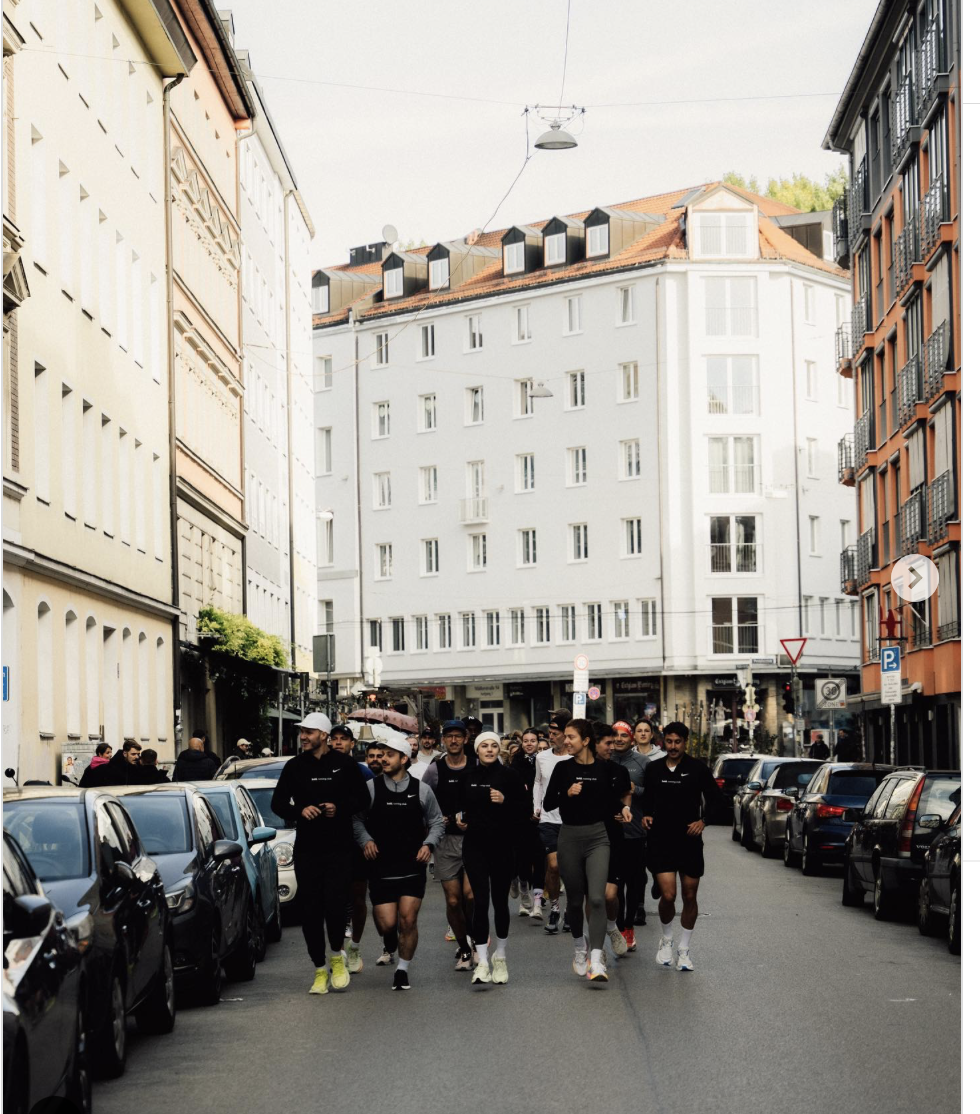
[656,872,678,927]
[373,903,397,938]
[679,876,700,930]
[605,882,619,921]
[545,852,561,901]
[442,878,469,946]
[396,896,423,959]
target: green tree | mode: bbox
[722,166,848,212]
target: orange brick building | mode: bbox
[824,0,960,765]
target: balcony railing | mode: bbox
[832,195,849,267]
[893,213,920,294]
[708,466,760,496]
[924,319,951,399]
[921,175,949,258]
[917,14,947,117]
[838,433,855,485]
[711,624,760,656]
[898,352,923,426]
[892,70,918,165]
[928,470,954,543]
[840,545,858,595]
[938,620,960,642]
[847,158,870,249]
[910,613,931,649]
[835,322,852,366]
[854,411,873,470]
[707,542,760,574]
[707,385,759,415]
[852,293,871,356]
[459,497,489,524]
[856,528,876,587]
[900,488,926,555]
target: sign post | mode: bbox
[780,639,808,756]
[572,654,589,716]
[880,646,901,764]
[816,677,847,754]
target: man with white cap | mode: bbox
[354,736,445,990]
[271,712,371,995]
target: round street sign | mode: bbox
[574,653,589,671]
[587,686,601,701]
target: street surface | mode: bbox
[96,829,959,1114]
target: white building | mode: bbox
[312,184,859,737]
[236,51,316,670]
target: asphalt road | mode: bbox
[95,828,960,1114]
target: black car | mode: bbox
[784,763,895,875]
[732,756,815,846]
[709,753,764,822]
[842,768,961,919]
[917,804,961,954]
[108,784,255,1003]
[2,830,90,1114]
[3,786,176,1078]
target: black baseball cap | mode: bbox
[548,709,571,728]
[330,724,354,739]
[419,725,437,738]
[442,719,467,735]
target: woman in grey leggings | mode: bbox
[543,719,632,982]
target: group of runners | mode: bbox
[270,708,725,993]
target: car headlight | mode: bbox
[165,883,196,915]
[65,910,95,955]
[273,842,294,868]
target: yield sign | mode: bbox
[780,638,807,665]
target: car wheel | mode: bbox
[872,867,896,921]
[197,923,224,1006]
[783,829,800,868]
[731,817,740,841]
[266,888,283,944]
[135,942,176,1035]
[760,822,778,859]
[66,1001,93,1114]
[948,878,960,955]
[740,814,754,850]
[801,835,821,876]
[841,855,864,906]
[254,889,268,963]
[93,969,127,1078]
[225,899,258,982]
[917,877,938,936]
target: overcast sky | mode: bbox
[227,0,878,266]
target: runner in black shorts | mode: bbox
[641,722,725,972]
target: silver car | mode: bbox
[746,760,824,856]
[242,778,297,913]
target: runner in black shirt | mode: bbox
[594,724,631,960]
[640,721,725,972]
[511,728,545,918]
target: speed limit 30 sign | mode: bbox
[815,677,847,710]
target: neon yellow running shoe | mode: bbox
[309,968,329,995]
[330,954,350,991]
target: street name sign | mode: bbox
[881,646,902,705]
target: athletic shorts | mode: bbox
[369,873,427,906]
[647,834,705,879]
[538,822,561,856]
[350,842,368,883]
[431,833,465,882]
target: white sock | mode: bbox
[550,897,560,910]
[533,888,544,901]
[330,950,344,960]
[590,948,604,966]
[494,937,507,959]
[315,966,327,974]
[661,922,674,942]
[397,957,411,972]
[606,919,618,935]
[679,927,694,950]
[475,943,488,964]
[573,935,586,950]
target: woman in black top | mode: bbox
[511,728,546,917]
[459,731,529,987]
[543,719,632,982]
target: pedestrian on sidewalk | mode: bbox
[139,749,170,782]
[172,734,219,782]
[78,743,112,787]
[81,740,158,786]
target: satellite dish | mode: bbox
[382,224,398,244]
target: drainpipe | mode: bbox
[234,120,254,618]
[352,324,364,685]
[163,73,185,752]
[283,189,297,669]
[789,277,804,636]
[654,271,668,727]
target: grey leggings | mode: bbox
[556,823,610,946]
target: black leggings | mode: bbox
[615,840,648,930]
[294,851,351,966]
[517,820,546,887]
[463,837,514,946]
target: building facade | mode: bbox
[2,0,194,783]
[312,184,859,738]
[825,0,960,765]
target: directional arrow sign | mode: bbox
[780,638,808,665]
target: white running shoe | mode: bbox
[376,948,393,966]
[345,942,364,973]
[345,922,353,939]
[656,936,674,967]
[529,898,543,921]
[676,948,694,972]
[509,879,520,899]
[471,961,492,986]
[587,953,609,982]
[572,948,589,977]
[608,928,628,958]
[491,956,509,984]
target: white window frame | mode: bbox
[374,332,389,367]
[413,615,429,652]
[706,355,759,415]
[312,281,329,313]
[559,604,577,643]
[806,438,819,477]
[533,606,551,645]
[621,439,641,480]
[518,528,537,567]
[564,295,582,335]
[373,471,392,509]
[704,276,758,337]
[567,369,585,410]
[509,608,526,647]
[516,453,535,493]
[709,514,761,574]
[515,379,534,417]
[391,617,406,654]
[429,257,449,291]
[619,361,639,402]
[418,393,437,432]
[419,466,438,505]
[617,284,635,325]
[419,322,436,360]
[316,427,332,476]
[466,314,483,351]
[805,359,819,401]
[373,401,390,439]
[710,596,761,655]
[461,612,477,649]
[585,602,603,642]
[544,232,566,265]
[503,241,525,275]
[623,517,642,557]
[694,212,753,259]
[611,600,630,641]
[708,435,758,495]
[803,283,815,323]
[484,610,501,648]
[569,522,589,563]
[809,515,821,556]
[515,305,531,343]
[376,543,393,580]
[315,356,333,391]
[422,538,439,576]
[469,532,487,572]
[586,223,609,257]
[317,517,334,567]
[466,385,484,425]
[383,268,403,298]
[436,613,452,651]
[639,599,658,639]
[567,446,587,486]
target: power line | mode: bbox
[558,0,572,112]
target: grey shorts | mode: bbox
[432,833,465,882]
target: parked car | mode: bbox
[709,754,763,823]
[107,784,256,1001]
[215,757,289,781]
[784,763,895,875]
[743,760,823,856]
[243,778,298,915]
[2,829,90,1114]
[3,786,175,1079]
[733,756,817,846]
[917,804,961,954]
[842,768,960,918]
[191,781,281,958]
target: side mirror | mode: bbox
[917,813,943,830]
[211,839,244,862]
[746,781,763,792]
[7,894,53,939]
[114,860,136,887]
[249,826,276,845]
[783,787,800,799]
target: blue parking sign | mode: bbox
[881,647,901,672]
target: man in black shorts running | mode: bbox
[641,722,725,971]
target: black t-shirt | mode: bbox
[641,753,724,833]
[271,748,371,854]
[602,759,632,842]
[460,763,529,837]
[542,757,627,826]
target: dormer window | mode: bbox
[694,212,753,258]
[586,224,609,258]
[504,241,525,275]
[312,272,329,313]
[544,232,566,266]
[384,267,403,298]
[429,257,449,291]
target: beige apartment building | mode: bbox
[2,0,195,783]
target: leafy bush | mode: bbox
[197,606,288,668]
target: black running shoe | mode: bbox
[392,969,411,991]
[544,909,560,935]
[634,907,647,926]
[561,916,571,933]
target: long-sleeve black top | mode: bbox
[641,753,726,833]
[271,747,371,855]
[542,756,629,827]
[510,750,537,799]
[460,762,529,839]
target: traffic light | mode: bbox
[782,681,795,716]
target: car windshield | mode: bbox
[239,764,287,781]
[717,759,755,778]
[2,801,90,881]
[119,795,193,854]
[202,792,238,838]
[247,787,289,830]
[918,775,961,823]
[771,763,818,789]
[827,772,882,797]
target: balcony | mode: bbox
[938,620,960,642]
[459,497,489,524]
[847,158,870,250]
[856,528,876,587]
[900,488,926,555]
[921,174,949,259]
[854,411,873,471]
[898,352,923,426]
[910,613,932,649]
[840,545,858,595]
[838,433,855,485]
[707,542,761,575]
[835,323,853,373]
[707,384,759,415]
[892,70,919,167]
[928,470,954,543]
[832,195,849,267]
[851,294,871,357]
[924,320,951,400]
[893,214,920,295]
[917,14,948,119]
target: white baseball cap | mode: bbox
[297,712,332,733]
[381,738,413,759]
